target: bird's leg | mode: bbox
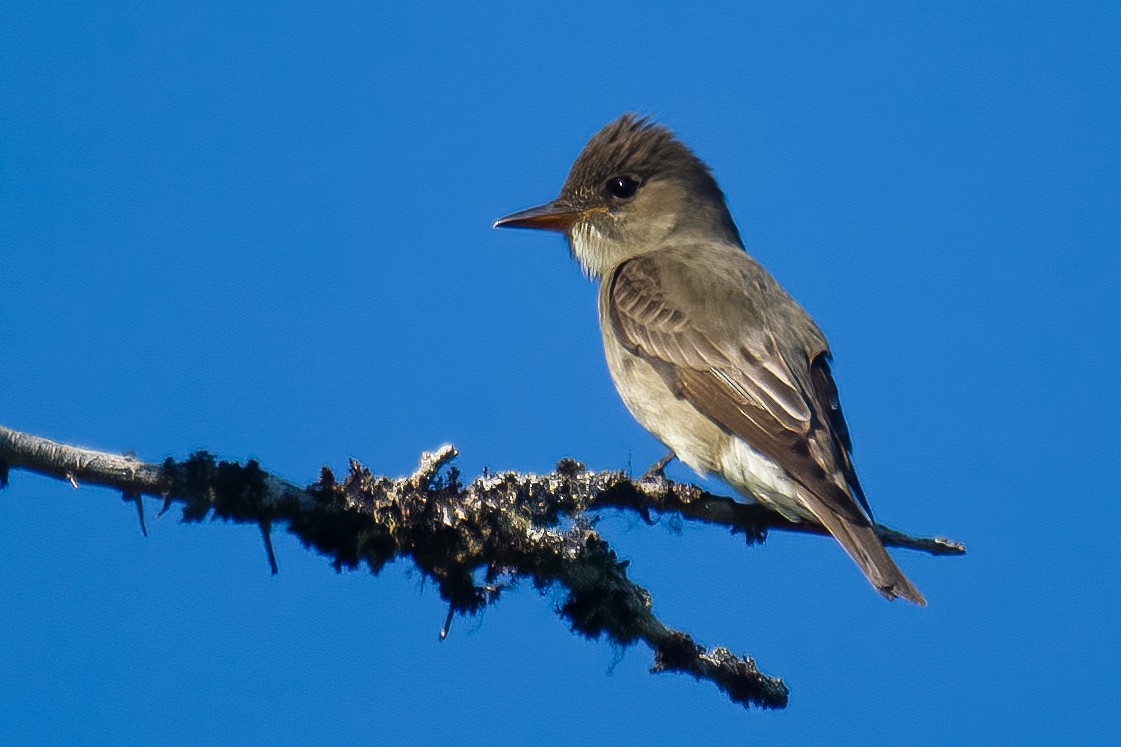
[640,451,676,482]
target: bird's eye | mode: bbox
[606,175,640,200]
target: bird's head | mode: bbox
[494,114,741,277]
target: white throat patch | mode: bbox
[569,222,616,278]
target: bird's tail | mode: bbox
[802,493,926,606]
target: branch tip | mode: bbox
[439,604,455,641]
[409,444,458,490]
[259,519,279,575]
[123,492,148,537]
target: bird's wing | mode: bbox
[606,246,868,522]
[807,349,872,517]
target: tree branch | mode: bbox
[0,424,963,711]
[582,466,965,556]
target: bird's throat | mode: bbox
[568,222,618,279]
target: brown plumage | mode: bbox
[495,114,925,605]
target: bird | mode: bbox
[493,114,925,605]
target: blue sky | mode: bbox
[2,2,1118,744]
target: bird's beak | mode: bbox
[493,200,583,232]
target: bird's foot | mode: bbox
[639,451,676,483]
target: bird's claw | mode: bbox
[639,451,676,483]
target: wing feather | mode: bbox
[607,247,865,521]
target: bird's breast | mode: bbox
[597,291,724,477]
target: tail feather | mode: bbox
[802,493,926,606]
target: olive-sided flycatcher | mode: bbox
[494,114,924,605]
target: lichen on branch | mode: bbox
[0,424,964,710]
